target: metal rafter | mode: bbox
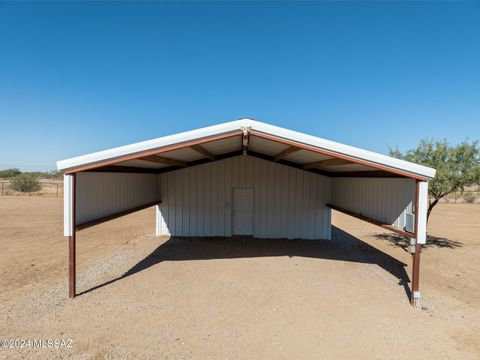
[141,155,188,167]
[190,144,216,160]
[303,158,352,170]
[273,146,301,162]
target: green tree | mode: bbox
[10,174,41,193]
[390,139,480,220]
[0,168,21,178]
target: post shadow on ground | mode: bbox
[78,226,412,300]
[373,233,463,252]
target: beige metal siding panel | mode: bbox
[158,155,331,239]
[75,172,158,225]
[253,157,261,237]
[331,177,415,230]
[310,174,318,239]
[168,172,176,234]
[224,159,232,236]
[315,175,322,239]
[196,166,204,236]
[218,161,224,236]
[259,158,268,238]
[324,176,332,239]
[287,167,296,239]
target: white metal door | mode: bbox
[232,188,254,236]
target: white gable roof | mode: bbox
[57,118,436,179]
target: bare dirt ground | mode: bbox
[0,197,479,359]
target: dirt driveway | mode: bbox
[0,197,479,359]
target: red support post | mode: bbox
[411,180,421,307]
[69,174,76,299]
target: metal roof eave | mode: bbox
[56,120,246,172]
[249,120,436,180]
[57,118,436,180]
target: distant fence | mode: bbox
[444,185,480,204]
[0,179,63,197]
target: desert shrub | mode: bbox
[463,192,476,203]
[10,174,41,193]
[0,168,21,178]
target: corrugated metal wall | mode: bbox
[330,177,415,229]
[72,161,416,240]
[157,155,331,239]
[76,172,159,225]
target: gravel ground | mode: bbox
[0,197,479,359]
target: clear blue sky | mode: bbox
[0,1,479,171]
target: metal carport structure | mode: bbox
[57,119,435,307]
